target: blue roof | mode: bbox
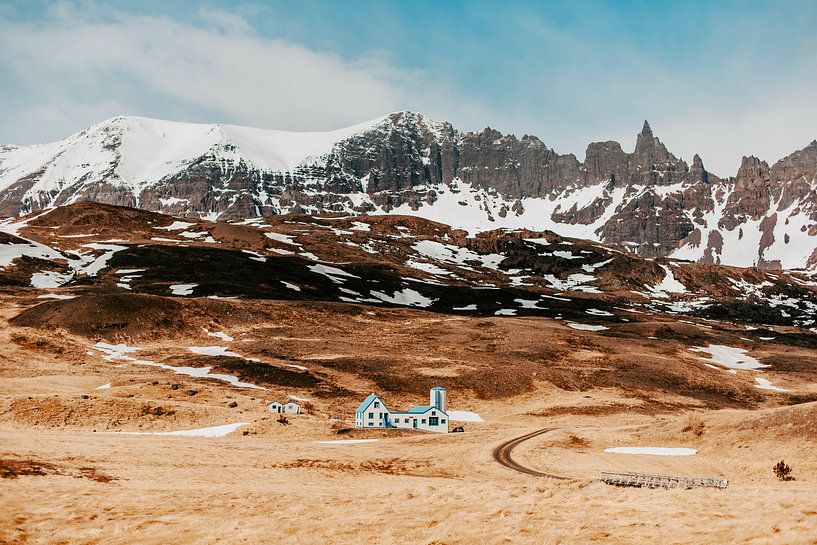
[392,405,441,415]
[356,394,379,414]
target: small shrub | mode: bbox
[682,415,705,437]
[567,435,590,449]
[277,415,289,425]
[773,460,795,481]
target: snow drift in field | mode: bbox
[448,410,484,422]
[92,342,266,390]
[111,422,248,437]
[689,344,768,370]
[604,447,697,456]
[316,439,379,445]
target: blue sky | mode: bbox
[1,0,816,175]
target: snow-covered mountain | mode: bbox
[1,112,816,270]
[0,115,387,215]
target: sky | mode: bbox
[1,0,816,176]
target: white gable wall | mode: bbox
[356,396,391,428]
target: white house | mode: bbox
[355,387,449,433]
[268,400,302,414]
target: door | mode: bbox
[413,419,417,429]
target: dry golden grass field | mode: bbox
[1,289,816,545]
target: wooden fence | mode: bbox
[600,471,729,490]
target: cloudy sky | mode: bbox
[1,0,816,175]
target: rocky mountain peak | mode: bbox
[385,110,426,128]
[639,120,653,138]
[633,120,678,173]
[690,153,709,183]
[583,141,628,183]
[766,140,817,190]
[737,155,770,177]
[2,113,817,271]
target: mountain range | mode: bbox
[1,112,815,270]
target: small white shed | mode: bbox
[282,401,301,414]
[267,401,283,413]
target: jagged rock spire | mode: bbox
[690,153,709,183]
[634,119,672,168]
[640,120,653,138]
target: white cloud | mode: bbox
[0,5,419,143]
[0,2,814,178]
[196,7,254,35]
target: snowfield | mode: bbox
[203,329,234,342]
[604,447,698,456]
[111,423,249,437]
[647,265,687,298]
[0,114,387,199]
[0,239,65,268]
[370,288,436,307]
[448,410,484,422]
[170,283,197,296]
[155,221,196,231]
[92,343,266,390]
[754,377,789,392]
[566,322,609,332]
[188,346,242,358]
[315,439,380,445]
[30,271,74,288]
[689,344,768,370]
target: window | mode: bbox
[431,411,436,416]
[421,419,427,424]
[374,401,380,408]
[405,418,409,423]
[368,422,373,426]
[429,417,439,426]
[368,412,374,418]
[441,419,446,424]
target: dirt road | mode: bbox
[492,428,571,479]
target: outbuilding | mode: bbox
[268,400,302,414]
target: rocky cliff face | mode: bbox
[1,112,816,270]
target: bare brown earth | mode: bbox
[1,202,817,543]
[2,289,817,545]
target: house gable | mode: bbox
[356,394,389,416]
